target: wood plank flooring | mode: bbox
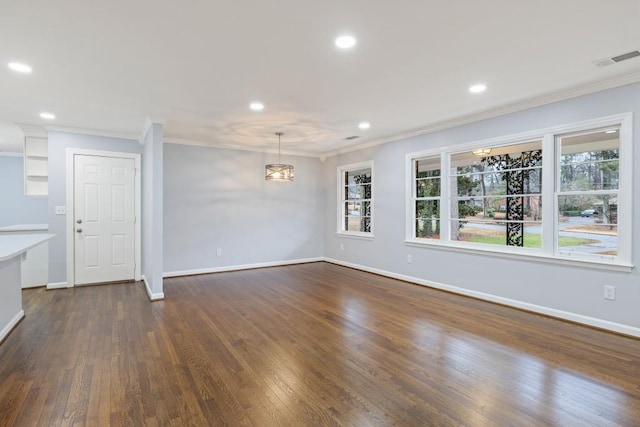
[1,262,639,426]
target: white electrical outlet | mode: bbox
[407,254,412,264]
[216,248,222,257]
[55,206,66,215]
[604,285,616,300]
[340,243,344,251]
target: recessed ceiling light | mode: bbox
[250,102,264,111]
[335,35,357,49]
[358,122,370,130]
[605,129,617,134]
[8,62,32,74]
[469,83,487,94]
[39,112,55,120]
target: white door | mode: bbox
[74,154,136,285]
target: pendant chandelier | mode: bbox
[265,132,294,181]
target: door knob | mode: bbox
[76,219,83,224]
[76,228,83,233]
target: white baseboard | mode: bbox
[47,281,69,290]
[323,257,640,338]
[163,257,324,278]
[142,275,165,301]
[0,310,24,344]
[22,283,46,289]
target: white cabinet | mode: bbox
[24,136,48,196]
[0,233,54,342]
[0,225,49,288]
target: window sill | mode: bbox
[404,239,633,272]
[336,232,374,241]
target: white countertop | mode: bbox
[0,234,55,261]
[0,224,49,232]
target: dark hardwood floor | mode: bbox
[1,262,639,426]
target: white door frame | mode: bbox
[66,148,141,287]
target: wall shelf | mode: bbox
[24,137,48,196]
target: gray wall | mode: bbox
[323,83,640,330]
[47,131,143,284]
[142,123,164,297]
[163,143,324,273]
[0,155,48,227]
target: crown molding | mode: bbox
[14,123,46,138]
[140,116,167,145]
[164,137,323,158]
[140,118,153,144]
[45,125,139,142]
[322,71,640,159]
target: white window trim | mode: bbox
[405,113,633,270]
[408,154,442,241]
[337,160,374,238]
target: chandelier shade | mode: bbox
[472,148,492,156]
[265,132,294,181]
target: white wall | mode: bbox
[323,83,640,334]
[47,131,143,284]
[142,123,164,299]
[0,155,48,227]
[163,143,324,274]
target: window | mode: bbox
[338,161,373,236]
[412,156,440,239]
[556,127,620,258]
[449,140,543,248]
[406,114,632,268]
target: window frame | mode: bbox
[337,160,374,239]
[411,155,442,240]
[405,113,633,270]
[554,124,627,264]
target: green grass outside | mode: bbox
[464,234,595,247]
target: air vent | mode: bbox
[344,135,360,140]
[594,50,640,67]
[612,50,640,63]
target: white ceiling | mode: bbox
[1,0,639,155]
